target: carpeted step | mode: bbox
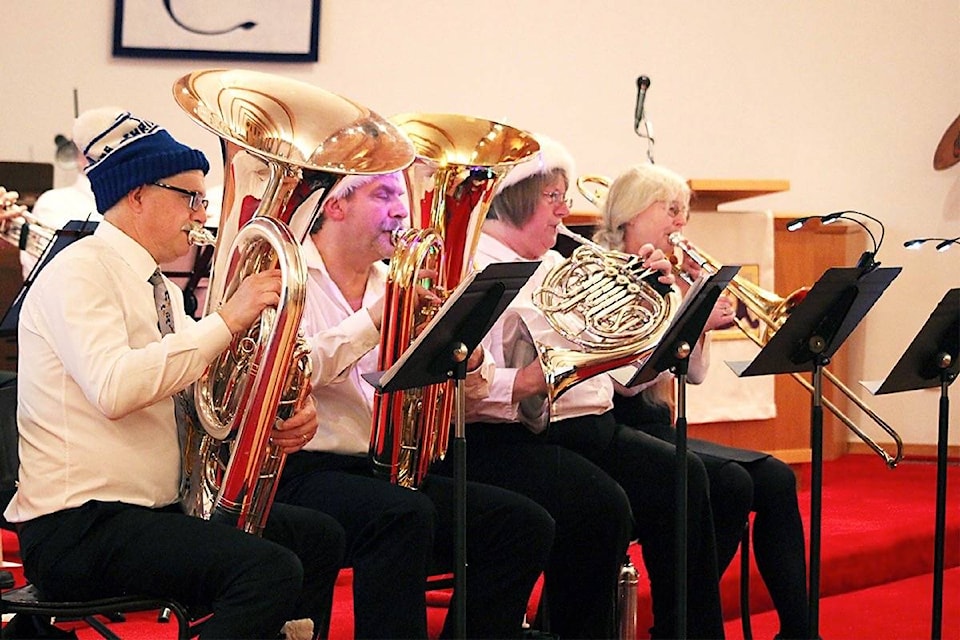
[722,565,960,639]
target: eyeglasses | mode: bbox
[151,182,209,212]
[662,201,688,220]
[542,190,573,209]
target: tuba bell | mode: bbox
[368,113,540,488]
[173,68,415,533]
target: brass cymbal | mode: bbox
[933,113,960,170]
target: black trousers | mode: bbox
[17,500,346,639]
[440,423,634,640]
[276,452,554,640]
[545,411,726,640]
[615,395,811,639]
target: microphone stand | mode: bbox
[673,343,692,639]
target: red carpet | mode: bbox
[2,454,958,639]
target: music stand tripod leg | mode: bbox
[673,344,692,639]
[931,374,951,639]
[452,354,468,640]
[808,352,829,640]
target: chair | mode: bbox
[0,378,203,639]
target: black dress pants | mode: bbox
[615,395,811,639]
[17,500,346,639]
[547,411,726,640]
[442,422,634,640]
[277,452,554,640]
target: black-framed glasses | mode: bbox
[542,190,573,209]
[151,182,209,212]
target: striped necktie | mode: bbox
[149,268,192,494]
[149,268,175,335]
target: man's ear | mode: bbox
[127,185,147,212]
[323,197,346,221]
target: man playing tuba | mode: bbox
[273,172,555,639]
[3,107,346,639]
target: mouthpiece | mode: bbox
[183,223,216,246]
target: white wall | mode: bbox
[2,0,958,447]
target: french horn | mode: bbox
[531,223,675,406]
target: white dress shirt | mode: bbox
[4,220,233,523]
[300,237,495,456]
[300,239,385,456]
[467,233,614,428]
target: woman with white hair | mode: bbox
[600,163,811,640]
[454,137,726,639]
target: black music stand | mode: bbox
[863,287,958,639]
[620,265,740,637]
[363,260,539,640]
[1,219,98,336]
[727,265,900,639]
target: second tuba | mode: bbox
[173,68,415,533]
[368,113,540,488]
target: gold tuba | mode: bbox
[577,173,903,467]
[368,113,540,488]
[173,69,415,533]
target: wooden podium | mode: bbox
[567,178,868,463]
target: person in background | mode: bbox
[3,107,346,640]
[274,171,555,639]
[599,163,811,640]
[19,129,100,279]
[456,136,725,639]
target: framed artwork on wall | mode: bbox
[113,0,321,63]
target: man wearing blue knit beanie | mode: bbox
[4,107,346,640]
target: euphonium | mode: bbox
[531,224,675,406]
[173,69,415,533]
[369,113,540,488]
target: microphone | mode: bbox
[787,210,885,272]
[904,236,960,252]
[634,76,651,131]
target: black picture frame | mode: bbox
[112,0,321,63]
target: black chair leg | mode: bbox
[740,523,753,640]
[1,614,77,639]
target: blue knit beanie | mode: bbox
[73,108,210,213]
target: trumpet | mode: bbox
[669,232,903,468]
[576,173,904,468]
[0,188,57,259]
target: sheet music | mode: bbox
[607,274,711,388]
[377,270,480,389]
[859,380,883,395]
